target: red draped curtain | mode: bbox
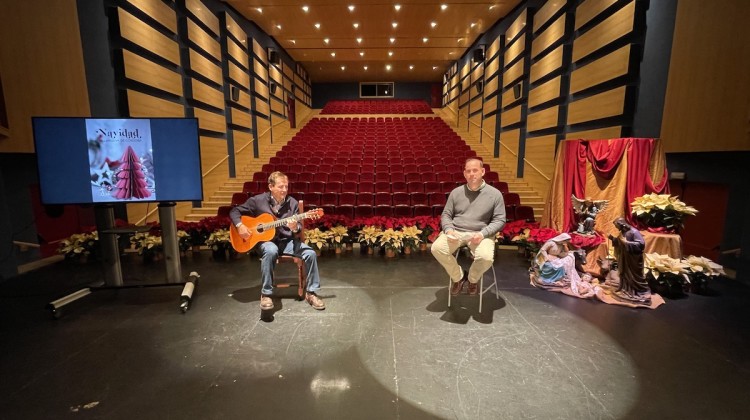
[546,138,669,234]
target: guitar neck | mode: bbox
[258,213,310,230]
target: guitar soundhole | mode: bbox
[257,227,265,233]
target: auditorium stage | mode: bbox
[0,250,748,419]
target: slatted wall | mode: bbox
[442,0,645,201]
[110,0,311,222]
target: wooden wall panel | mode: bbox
[486,56,500,77]
[483,96,497,115]
[227,38,249,68]
[576,0,618,30]
[193,108,225,133]
[234,89,251,110]
[270,99,285,115]
[500,128,520,155]
[127,89,183,117]
[230,108,252,129]
[487,37,501,59]
[189,49,222,85]
[469,115,481,138]
[187,20,220,60]
[530,45,563,83]
[228,61,249,86]
[502,82,523,108]
[118,8,179,65]
[191,79,224,109]
[255,98,270,116]
[484,76,499,98]
[223,13,246,43]
[122,50,182,96]
[567,86,626,124]
[503,59,525,87]
[570,45,630,93]
[528,76,560,108]
[254,59,268,82]
[531,14,565,59]
[254,78,269,98]
[565,126,622,140]
[527,105,559,132]
[660,0,750,152]
[533,0,566,34]
[186,0,219,35]
[469,94,483,112]
[501,105,522,127]
[504,33,526,65]
[252,39,267,60]
[524,134,556,177]
[126,0,176,33]
[506,9,528,41]
[483,116,496,142]
[0,0,89,152]
[572,0,635,63]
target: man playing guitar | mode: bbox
[230,171,325,311]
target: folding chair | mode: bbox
[447,246,499,313]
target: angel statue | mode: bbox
[571,195,608,235]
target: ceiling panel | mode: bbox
[223,0,522,82]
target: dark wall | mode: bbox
[666,152,750,281]
[77,0,118,118]
[0,154,39,280]
[311,82,433,108]
[632,0,677,137]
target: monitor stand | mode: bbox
[46,203,200,318]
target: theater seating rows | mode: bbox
[225,116,532,221]
[320,100,433,115]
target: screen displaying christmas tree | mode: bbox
[33,117,202,205]
[86,119,156,202]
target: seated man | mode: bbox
[431,158,506,295]
[230,171,324,311]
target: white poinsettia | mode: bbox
[378,228,405,251]
[643,253,690,279]
[303,228,331,250]
[684,255,725,276]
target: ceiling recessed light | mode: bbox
[364,65,368,70]
[290,40,296,44]
[341,65,346,70]
[489,5,496,10]
[431,22,437,28]
[324,38,330,44]
[302,5,308,12]
[388,51,393,56]
[422,37,428,43]
[256,7,262,13]
[394,4,401,11]
[330,52,336,57]
[359,51,364,56]
[470,23,476,28]
[386,64,392,71]
[433,66,438,70]
[449,52,454,55]
[314,23,320,29]
[353,23,359,29]
[356,37,362,44]
[389,37,396,44]
[441,4,448,11]
[348,5,355,12]
[392,22,398,28]
[276,24,281,30]
[457,38,463,43]
[409,65,414,70]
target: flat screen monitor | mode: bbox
[32,117,203,205]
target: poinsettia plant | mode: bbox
[631,193,698,233]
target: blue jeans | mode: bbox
[258,239,320,296]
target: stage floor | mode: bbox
[1,250,749,419]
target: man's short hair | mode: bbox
[464,157,484,169]
[268,171,288,186]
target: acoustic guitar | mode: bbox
[229,208,324,253]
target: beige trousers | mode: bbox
[431,233,496,284]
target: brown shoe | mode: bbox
[305,292,326,310]
[467,282,479,296]
[260,295,274,310]
[451,271,468,296]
